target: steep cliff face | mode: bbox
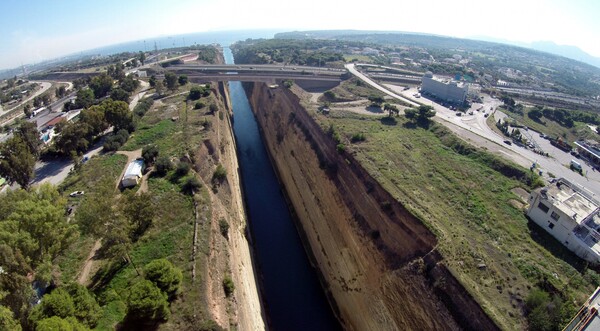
[245,82,498,331]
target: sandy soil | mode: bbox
[77,239,101,285]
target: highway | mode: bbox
[345,63,419,107]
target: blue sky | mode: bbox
[1,0,599,70]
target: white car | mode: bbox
[69,191,84,197]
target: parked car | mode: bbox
[69,191,85,197]
[503,140,512,145]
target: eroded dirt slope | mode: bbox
[245,82,498,331]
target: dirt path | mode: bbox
[77,239,101,285]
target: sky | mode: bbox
[0,0,599,70]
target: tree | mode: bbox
[126,280,170,321]
[15,121,41,157]
[0,305,22,331]
[0,135,36,189]
[176,162,190,177]
[119,75,140,93]
[110,87,129,102]
[154,156,173,176]
[122,191,155,240]
[178,75,188,86]
[55,86,67,98]
[212,164,226,183]
[139,51,146,65]
[142,144,159,165]
[79,105,109,137]
[164,72,178,90]
[144,259,183,299]
[74,88,94,109]
[64,283,101,328]
[154,80,164,97]
[89,73,113,98]
[181,176,201,195]
[23,104,32,117]
[188,86,203,100]
[383,103,399,117]
[35,316,88,331]
[29,288,75,324]
[149,75,157,87]
[102,99,134,132]
[368,95,385,106]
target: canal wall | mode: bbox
[245,81,499,331]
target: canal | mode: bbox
[224,47,340,331]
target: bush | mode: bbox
[219,219,229,239]
[351,133,366,143]
[133,98,154,117]
[194,101,206,109]
[154,156,173,176]
[181,176,201,195]
[212,164,226,183]
[178,75,188,86]
[144,259,183,299]
[209,103,218,114]
[222,276,234,297]
[126,280,170,322]
[103,129,130,152]
[336,143,345,153]
[283,80,294,88]
[175,162,190,177]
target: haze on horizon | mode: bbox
[1,0,599,71]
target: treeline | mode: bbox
[528,105,600,128]
[231,39,345,66]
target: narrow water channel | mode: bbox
[224,47,340,331]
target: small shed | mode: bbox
[121,159,145,188]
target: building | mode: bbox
[121,159,145,188]
[575,140,600,169]
[563,287,600,330]
[420,72,468,104]
[527,178,600,265]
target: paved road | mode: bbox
[345,63,419,107]
[1,81,52,114]
[347,67,600,197]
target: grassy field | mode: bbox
[313,108,599,330]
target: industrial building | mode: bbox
[121,158,145,188]
[420,71,468,104]
[526,178,600,265]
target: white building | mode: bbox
[564,287,600,330]
[121,159,145,188]
[421,72,468,104]
[527,178,600,265]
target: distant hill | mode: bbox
[529,41,600,69]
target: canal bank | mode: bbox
[225,48,341,330]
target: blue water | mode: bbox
[225,47,340,331]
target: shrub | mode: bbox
[212,164,226,183]
[133,98,154,117]
[351,133,366,143]
[209,103,218,114]
[219,219,229,238]
[336,143,345,153]
[154,156,173,176]
[103,129,130,152]
[175,162,190,177]
[194,101,206,109]
[181,176,201,195]
[222,276,234,297]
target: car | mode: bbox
[456,112,462,116]
[69,191,85,197]
[503,140,512,145]
[468,111,474,115]
[484,113,489,117]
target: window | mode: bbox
[548,222,555,229]
[550,211,560,221]
[537,202,550,213]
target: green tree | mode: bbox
[164,72,178,90]
[15,121,42,157]
[149,75,156,87]
[23,103,32,117]
[154,80,164,96]
[142,144,159,165]
[212,164,226,183]
[0,135,36,189]
[122,191,155,240]
[74,88,94,109]
[110,87,129,102]
[0,305,22,331]
[144,259,183,299]
[126,280,170,321]
[154,156,173,176]
[89,73,113,98]
[80,105,109,137]
[181,176,201,195]
[64,283,101,328]
[36,316,89,331]
[29,288,75,324]
[139,51,146,65]
[188,85,203,100]
[102,99,134,132]
[178,75,188,86]
[368,95,385,106]
[383,103,399,117]
[55,86,67,98]
[119,75,140,93]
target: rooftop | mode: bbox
[564,287,600,331]
[541,179,598,221]
[123,159,144,178]
[575,140,600,159]
[423,72,466,88]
